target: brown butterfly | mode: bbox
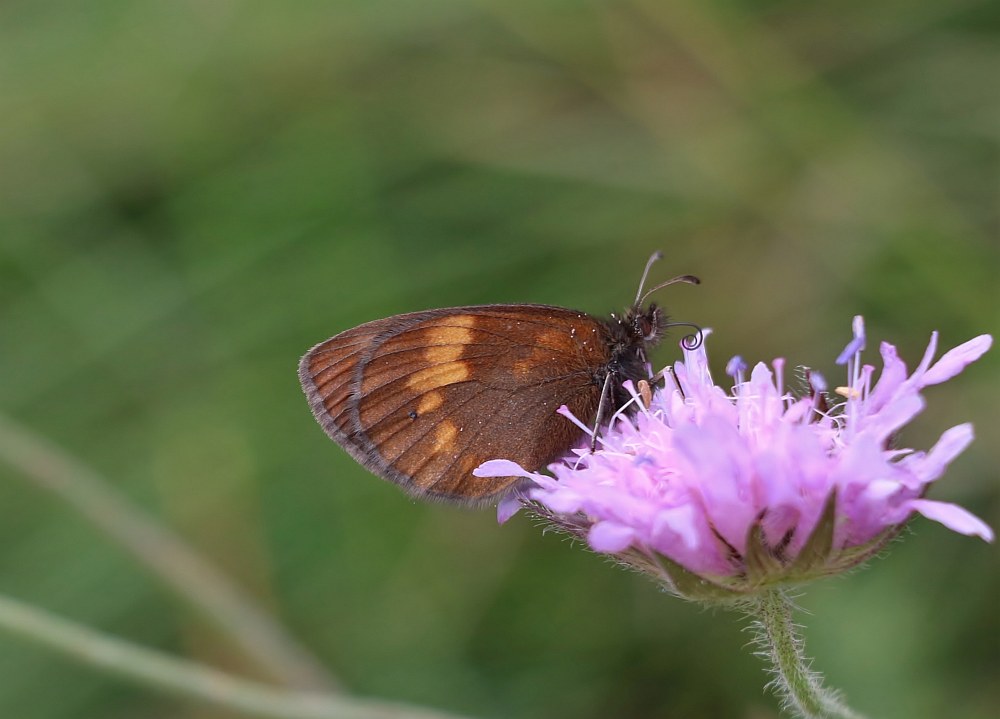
[298,252,700,505]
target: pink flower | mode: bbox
[476,317,992,599]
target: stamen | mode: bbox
[861,364,875,404]
[836,315,866,366]
[611,380,647,424]
[834,316,867,435]
[835,386,861,399]
[726,355,747,379]
[637,379,654,410]
[557,404,593,436]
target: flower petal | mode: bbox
[589,522,637,552]
[474,459,532,478]
[916,331,940,374]
[531,487,583,514]
[651,505,700,550]
[864,393,925,442]
[866,342,907,411]
[920,335,992,387]
[496,494,523,524]
[909,423,974,484]
[907,499,994,542]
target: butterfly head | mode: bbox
[628,302,668,345]
[622,252,703,355]
[603,254,704,388]
[605,303,669,384]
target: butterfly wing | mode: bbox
[299,305,612,504]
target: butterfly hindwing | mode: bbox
[299,305,613,503]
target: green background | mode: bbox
[1,2,997,718]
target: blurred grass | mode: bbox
[0,1,997,718]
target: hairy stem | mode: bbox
[752,589,867,719]
[0,593,472,719]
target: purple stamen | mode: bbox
[726,355,747,377]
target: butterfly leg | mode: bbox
[589,371,615,452]
[648,366,685,401]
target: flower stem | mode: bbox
[0,592,474,719]
[752,589,867,719]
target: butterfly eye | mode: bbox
[638,317,655,341]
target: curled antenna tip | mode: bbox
[664,321,704,351]
[681,329,704,350]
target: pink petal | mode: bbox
[651,506,700,549]
[912,331,940,378]
[782,397,813,423]
[673,418,754,549]
[865,393,925,442]
[532,488,582,514]
[863,478,901,501]
[681,333,714,389]
[474,459,531,478]
[749,360,774,388]
[867,342,907,411]
[589,522,637,552]
[920,335,993,387]
[912,424,974,484]
[496,495,523,524]
[907,499,994,542]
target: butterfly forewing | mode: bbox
[299,305,612,503]
[303,316,405,439]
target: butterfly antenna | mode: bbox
[638,274,700,306]
[634,251,665,304]
[663,321,704,350]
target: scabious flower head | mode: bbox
[476,317,993,601]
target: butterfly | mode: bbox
[298,252,700,505]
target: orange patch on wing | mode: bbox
[433,421,458,453]
[405,363,470,392]
[456,453,485,480]
[422,316,476,363]
[417,391,444,413]
[400,420,461,489]
[512,328,579,376]
[425,343,465,363]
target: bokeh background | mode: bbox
[1,2,997,718]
